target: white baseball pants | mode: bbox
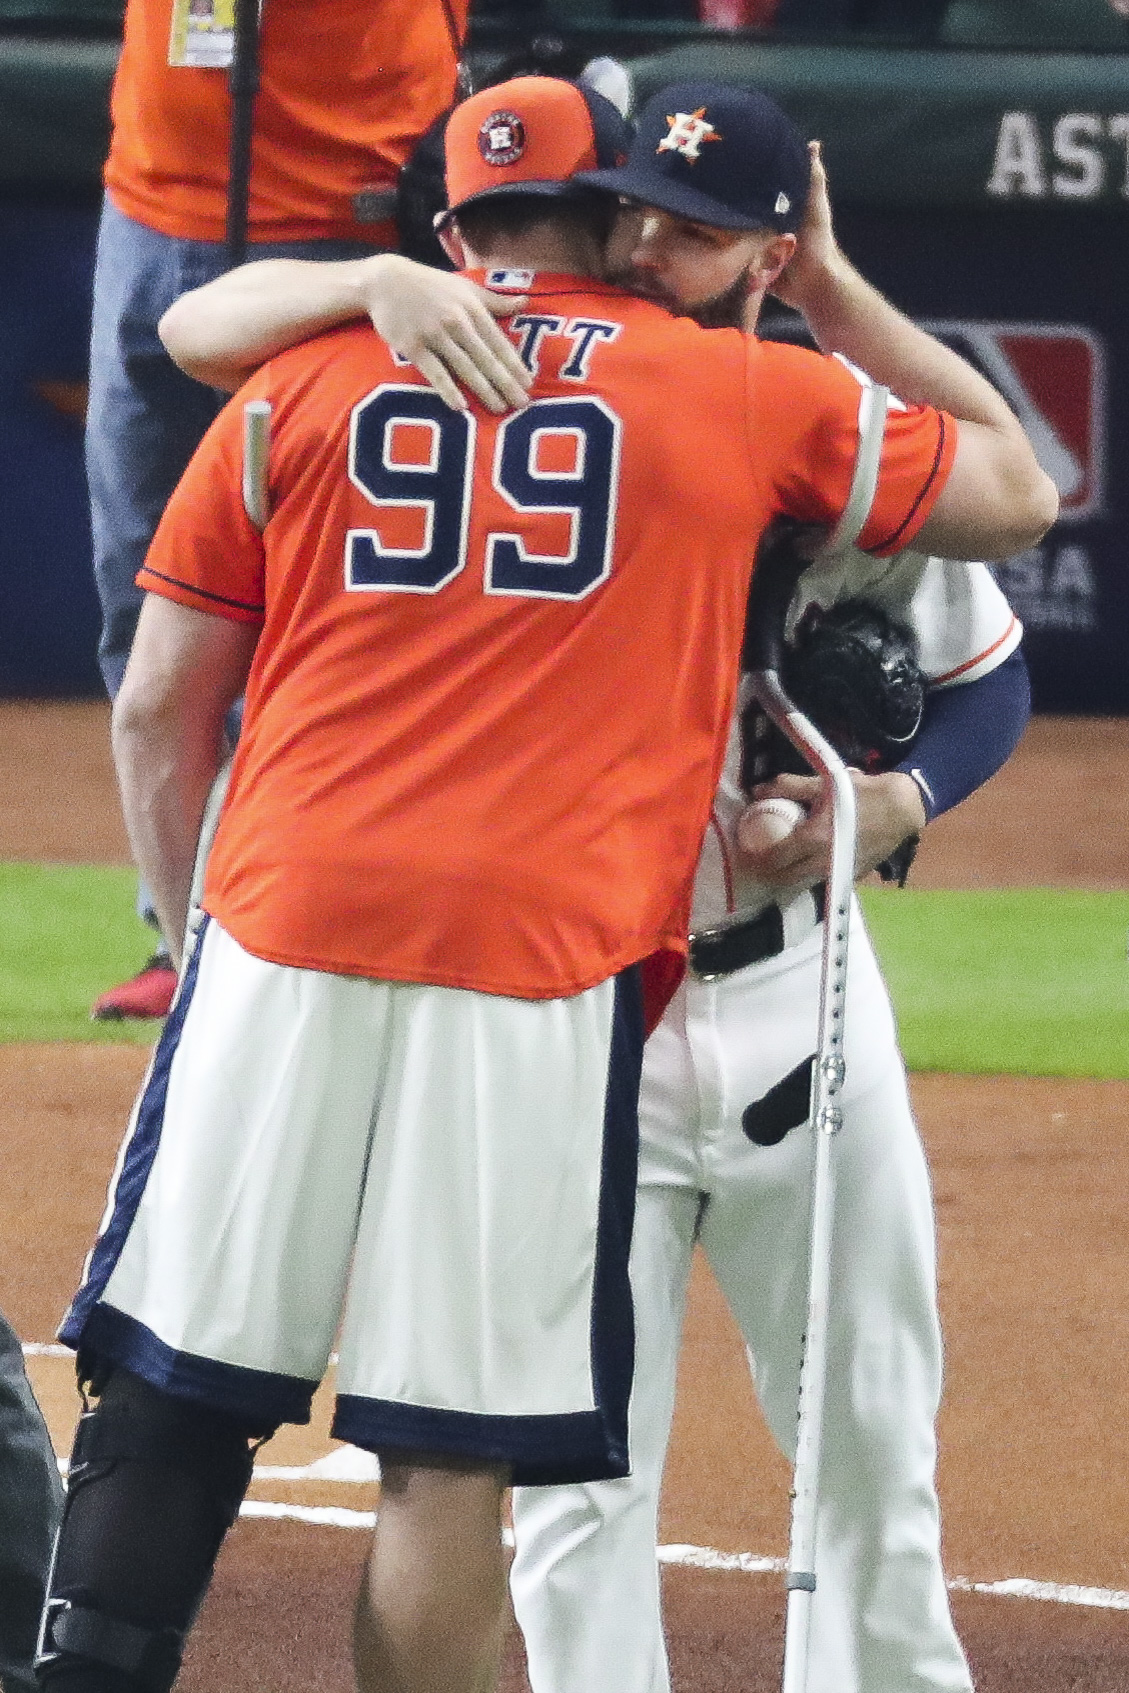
[511,905,973,1693]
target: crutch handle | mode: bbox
[242,399,272,531]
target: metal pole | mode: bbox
[744,528,857,1693]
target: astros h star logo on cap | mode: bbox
[657,108,722,163]
[478,111,526,167]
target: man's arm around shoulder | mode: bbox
[159,254,532,413]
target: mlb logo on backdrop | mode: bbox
[922,322,1106,520]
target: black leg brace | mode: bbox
[35,1364,273,1693]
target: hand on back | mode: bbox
[363,256,532,414]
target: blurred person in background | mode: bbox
[87,0,468,1022]
[0,1312,62,1693]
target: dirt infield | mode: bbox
[3,702,1128,1691]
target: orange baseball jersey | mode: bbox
[138,273,956,999]
[104,0,467,244]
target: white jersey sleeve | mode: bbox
[796,377,1022,685]
[795,548,1022,685]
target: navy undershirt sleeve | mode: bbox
[894,647,1031,821]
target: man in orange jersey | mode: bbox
[88,0,469,1020]
[40,78,1054,1693]
[158,81,1035,1693]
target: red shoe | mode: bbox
[91,953,178,1021]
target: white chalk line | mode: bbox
[946,1575,1129,1611]
[236,1499,1129,1612]
[27,1350,1128,1613]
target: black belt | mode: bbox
[688,885,827,981]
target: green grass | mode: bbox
[0,864,165,1043]
[1,866,1127,1075]
[858,886,1129,1079]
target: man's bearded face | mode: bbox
[677,267,754,328]
[604,206,763,328]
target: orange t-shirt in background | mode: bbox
[138,274,955,1000]
[104,0,467,243]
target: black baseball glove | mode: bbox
[741,596,927,886]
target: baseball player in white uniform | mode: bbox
[505,91,1031,1693]
[509,541,1025,1693]
[501,98,1032,1693]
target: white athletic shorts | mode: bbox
[61,917,643,1485]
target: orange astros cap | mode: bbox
[442,76,631,225]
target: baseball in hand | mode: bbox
[737,796,807,856]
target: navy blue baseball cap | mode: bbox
[575,80,810,234]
